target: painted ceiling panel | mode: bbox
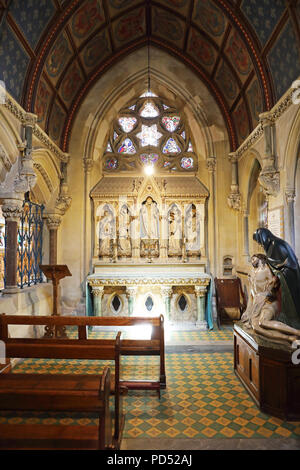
[58,59,84,104]
[79,30,112,73]
[267,19,300,101]
[34,78,53,127]
[225,28,253,84]
[241,0,286,47]
[233,99,249,146]
[69,0,106,48]
[215,59,239,107]
[112,7,146,48]
[187,28,217,73]
[45,30,73,86]
[192,0,228,46]
[106,0,141,18]
[9,0,56,50]
[155,0,191,16]
[0,23,30,101]
[246,78,263,128]
[48,99,66,144]
[152,7,186,49]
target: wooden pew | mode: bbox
[0,314,125,449]
[0,366,112,450]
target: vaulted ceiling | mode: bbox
[0,0,300,152]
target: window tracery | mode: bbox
[103,93,197,173]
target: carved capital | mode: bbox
[2,199,23,222]
[160,286,173,297]
[92,286,105,297]
[126,286,137,298]
[206,157,216,173]
[83,157,93,172]
[227,191,242,211]
[45,215,62,230]
[258,170,280,196]
[285,189,296,204]
[22,112,37,128]
[0,144,12,172]
[195,285,206,297]
[228,152,238,163]
[259,111,274,128]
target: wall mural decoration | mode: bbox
[152,8,185,47]
[241,0,285,47]
[60,61,84,103]
[192,0,226,44]
[113,8,146,45]
[187,29,216,71]
[247,79,263,127]
[226,30,252,78]
[34,80,52,125]
[45,32,72,83]
[71,0,105,44]
[267,20,300,101]
[81,31,111,71]
[233,100,249,145]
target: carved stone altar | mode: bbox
[88,175,210,326]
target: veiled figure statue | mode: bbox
[98,206,115,258]
[241,229,300,344]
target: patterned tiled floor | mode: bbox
[66,325,233,342]
[1,352,300,439]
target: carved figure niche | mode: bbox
[98,204,116,258]
[140,196,160,258]
[168,204,182,257]
[118,204,132,258]
[185,204,200,257]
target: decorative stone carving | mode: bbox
[0,144,12,171]
[206,157,216,173]
[83,157,93,172]
[258,170,280,196]
[285,189,296,204]
[45,214,62,231]
[227,191,242,211]
[2,199,23,222]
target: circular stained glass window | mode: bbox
[105,158,118,169]
[180,157,193,169]
[140,153,159,165]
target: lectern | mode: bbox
[40,264,72,337]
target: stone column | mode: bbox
[45,215,61,265]
[258,112,280,196]
[160,286,173,321]
[195,285,207,329]
[126,286,137,315]
[285,189,296,250]
[243,209,250,262]
[207,157,217,275]
[2,199,23,293]
[227,152,241,210]
[92,286,104,316]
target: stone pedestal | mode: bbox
[126,286,137,315]
[92,286,104,316]
[195,285,207,329]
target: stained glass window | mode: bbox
[163,138,181,154]
[103,94,197,172]
[140,101,159,118]
[162,116,180,132]
[119,117,137,133]
[137,125,162,147]
[140,153,159,165]
[181,157,193,169]
[105,158,118,169]
[118,138,136,154]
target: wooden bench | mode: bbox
[86,314,166,395]
[0,366,112,450]
[0,314,125,449]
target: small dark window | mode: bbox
[178,294,187,311]
[145,296,154,311]
[112,295,121,312]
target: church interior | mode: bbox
[0,0,300,451]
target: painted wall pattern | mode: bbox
[60,61,84,103]
[241,0,286,46]
[34,79,52,126]
[246,78,263,128]
[226,30,252,80]
[152,8,185,48]
[187,29,216,71]
[233,100,249,145]
[215,60,238,104]
[81,31,111,72]
[192,0,226,45]
[71,0,105,47]
[9,0,55,50]
[48,101,66,143]
[113,8,145,46]
[267,19,300,101]
[0,24,30,101]
[45,31,72,85]
[156,0,190,16]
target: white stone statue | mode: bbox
[140,196,160,239]
[168,206,181,256]
[185,205,200,252]
[118,204,132,256]
[241,253,300,344]
[99,207,115,257]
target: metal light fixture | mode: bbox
[144,35,154,176]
